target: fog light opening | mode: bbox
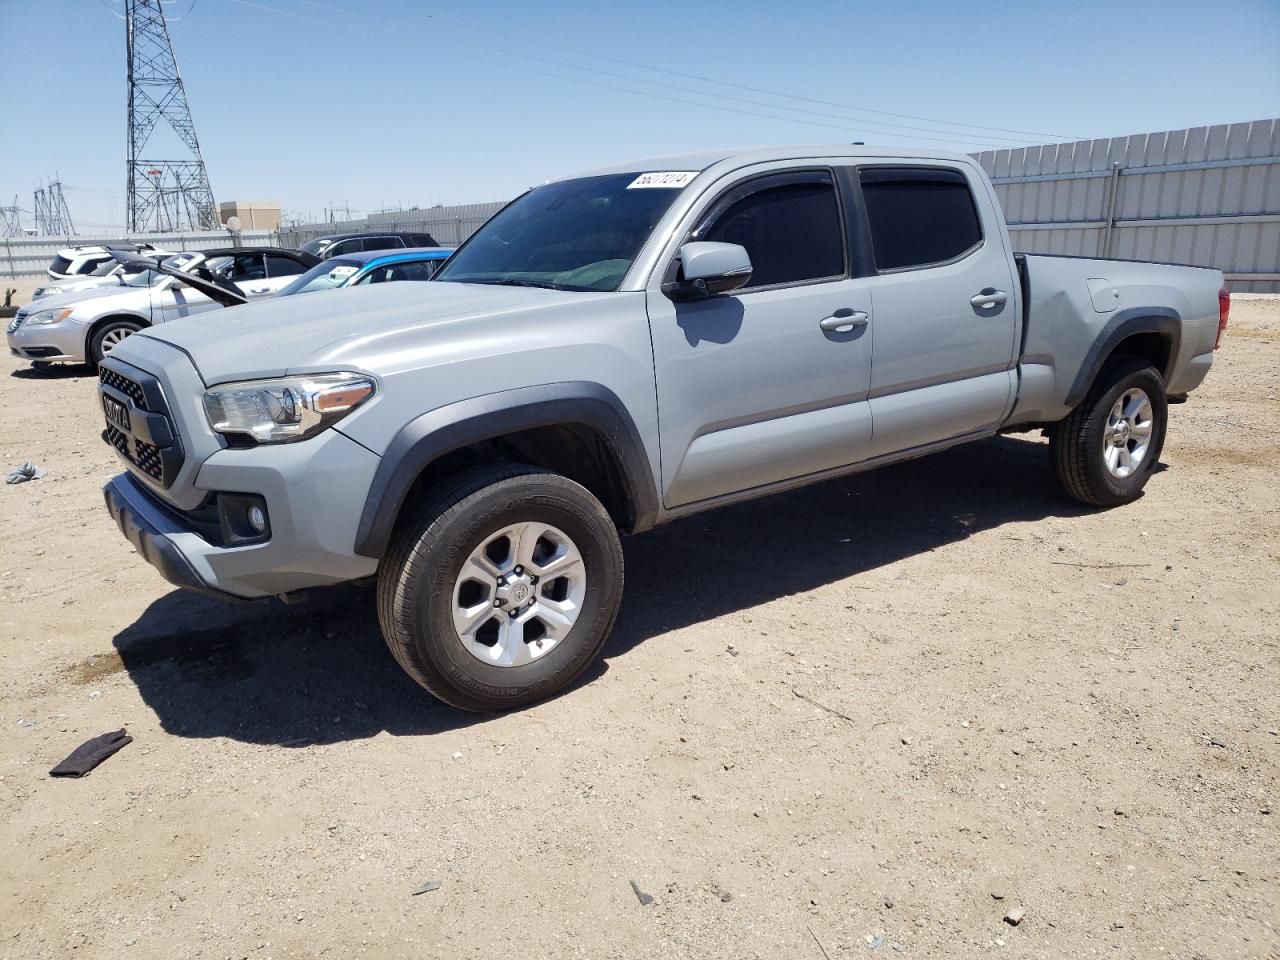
[247,504,267,533]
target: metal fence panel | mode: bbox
[276,200,507,251]
[976,117,1280,292]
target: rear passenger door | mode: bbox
[647,168,875,508]
[854,165,1019,457]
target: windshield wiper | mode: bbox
[476,278,576,291]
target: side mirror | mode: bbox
[662,242,752,303]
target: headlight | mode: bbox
[203,373,376,443]
[24,307,74,326]
[32,286,52,299]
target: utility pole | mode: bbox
[126,0,217,231]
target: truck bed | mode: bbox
[1005,253,1223,427]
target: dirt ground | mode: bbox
[1,297,1277,960]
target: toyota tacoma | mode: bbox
[97,146,1229,711]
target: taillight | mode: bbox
[1215,285,1230,349]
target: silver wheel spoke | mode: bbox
[452,601,493,638]
[1122,392,1146,421]
[1130,419,1153,439]
[1118,444,1135,476]
[1104,444,1120,472]
[533,599,576,637]
[494,617,534,667]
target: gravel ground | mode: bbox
[1,298,1277,960]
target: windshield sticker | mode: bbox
[327,265,358,283]
[627,171,698,189]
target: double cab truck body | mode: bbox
[97,146,1227,710]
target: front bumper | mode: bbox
[7,316,86,363]
[102,429,382,601]
[104,474,251,603]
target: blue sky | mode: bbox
[1,0,1277,231]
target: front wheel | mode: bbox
[89,319,144,367]
[377,464,624,712]
[1049,356,1168,506]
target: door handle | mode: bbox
[970,289,1008,309]
[820,310,869,333]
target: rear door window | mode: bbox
[265,255,306,278]
[227,253,267,282]
[858,167,983,271]
[360,236,402,252]
[699,177,845,288]
[352,259,440,284]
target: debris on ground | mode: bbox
[1004,907,1026,926]
[629,880,654,906]
[411,880,441,896]
[6,461,46,485]
[49,728,132,777]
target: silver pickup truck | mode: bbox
[98,146,1229,711]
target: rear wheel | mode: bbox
[89,319,144,367]
[1050,356,1168,506]
[377,464,624,712]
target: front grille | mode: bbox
[98,360,182,488]
[104,423,164,482]
[99,366,148,409]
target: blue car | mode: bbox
[276,246,453,298]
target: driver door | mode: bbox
[646,169,875,508]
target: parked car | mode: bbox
[99,146,1227,712]
[8,247,318,366]
[276,247,453,297]
[46,243,159,280]
[32,249,182,301]
[299,231,440,260]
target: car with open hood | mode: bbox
[8,246,317,367]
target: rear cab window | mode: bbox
[858,167,982,271]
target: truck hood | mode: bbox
[131,281,620,384]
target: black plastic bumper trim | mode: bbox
[103,475,255,604]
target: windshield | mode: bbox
[120,252,201,288]
[121,268,167,288]
[277,259,362,297]
[299,238,333,257]
[435,172,691,292]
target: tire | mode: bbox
[377,463,625,712]
[89,319,145,367]
[1049,355,1168,507]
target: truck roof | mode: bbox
[566,145,976,181]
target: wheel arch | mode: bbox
[86,312,151,359]
[353,382,659,559]
[1064,308,1180,409]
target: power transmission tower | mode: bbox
[126,0,217,232]
[33,179,76,235]
[0,196,24,237]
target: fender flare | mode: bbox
[1064,307,1181,408]
[352,381,659,559]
